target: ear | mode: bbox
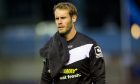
[72,15,77,23]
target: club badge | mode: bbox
[94,46,103,58]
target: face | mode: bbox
[54,9,74,35]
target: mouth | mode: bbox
[58,26,65,29]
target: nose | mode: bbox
[58,19,62,24]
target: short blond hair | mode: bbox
[53,2,78,17]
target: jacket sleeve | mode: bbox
[40,58,53,84]
[89,43,105,84]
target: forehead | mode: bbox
[54,9,69,16]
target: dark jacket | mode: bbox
[40,32,105,84]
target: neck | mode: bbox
[64,26,76,41]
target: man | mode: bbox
[40,2,105,84]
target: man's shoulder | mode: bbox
[77,32,97,44]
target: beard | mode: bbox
[59,26,72,36]
[58,21,73,36]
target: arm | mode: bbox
[40,58,53,84]
[89,44,105,84]
[40,38,53,84]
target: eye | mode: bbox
[61,17,66,19]
[55,17,59,20]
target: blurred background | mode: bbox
[0,0,140,84]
